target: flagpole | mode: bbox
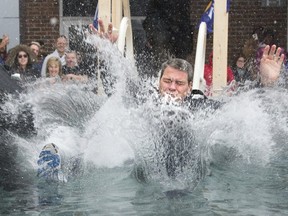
[96,0,111,95]
[98,0,111,30]
[112,1,121,28]
[212,0,229,96]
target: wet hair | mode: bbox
[46,56,62,77]
[159,58,194,83]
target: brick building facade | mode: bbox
[19,0,287,66]
[19,0,60,52]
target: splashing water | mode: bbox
[0,32,288,215]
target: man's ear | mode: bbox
[188,81,193,91]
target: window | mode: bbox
[60,0,97,48]
[261,0,287,7]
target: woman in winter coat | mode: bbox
[5,44,40,83]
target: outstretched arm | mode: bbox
[259,45,285,86]
[88,19,118,43]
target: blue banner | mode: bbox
[93,3,99,29]
[199,0,231,33]
[199,1,214,33]
[227,0,231,12]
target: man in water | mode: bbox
[158,44,283,102]
[37,21,284,183]
[90,19,284,101]
[133,44,284,181]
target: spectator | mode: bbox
[29,41,41,57]
[62,50,88,82]
[41,35,68,77]
[29,41,43,75]
[242,27,264,82]
[0,35,9,64]
[45,56,63,84]
[37,40,46,59]
[5,44,39,83]
[231,54,251,85]
[204,51,235,96]
[62,51,78,73]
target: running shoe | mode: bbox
[37,143,67,182]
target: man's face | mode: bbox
[65,53,77,67]
[159,66,192,100]
[30,44,40,56]
[56,37,67,54]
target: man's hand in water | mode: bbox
[260,44,285,86]
[89,19,118,43]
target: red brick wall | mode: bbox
[19,0,60,55]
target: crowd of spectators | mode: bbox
[0,8,286,97]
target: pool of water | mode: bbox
[1,156,288,216]
[1,87,288,216]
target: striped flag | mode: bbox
[93,3,99,29]
[199,0,231,33]
[200,1,214,33]
[227,0,231,12]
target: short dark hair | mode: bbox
[160,58,194,83]
[56,35,68,43]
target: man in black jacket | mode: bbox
[133,44,284,182]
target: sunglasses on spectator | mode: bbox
[18,54,28,59]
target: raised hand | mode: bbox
[88,19,118,43]
[0,34,9,49]
[259,45,285,86]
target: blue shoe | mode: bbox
[37,143,67,183]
